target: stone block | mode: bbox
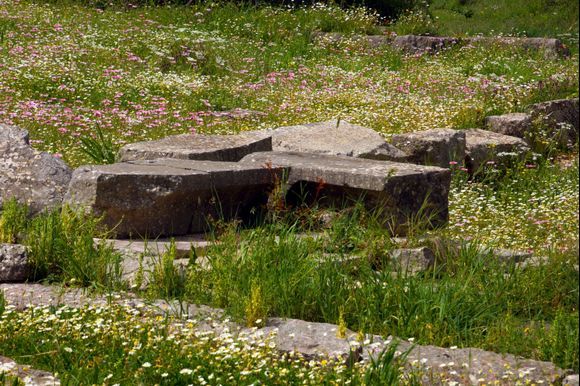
[389,128,466,168]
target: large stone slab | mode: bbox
[271,120,408,161]
[0,244,30,283]
[389,128,466,168]
[463,129,530,175]
[65,159,283,238]
[118,130,272,162]
[241,151,450,231]
[1,126,72,214]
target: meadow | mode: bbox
[0,0,578,384]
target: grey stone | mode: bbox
[390,247,436,274]
[118,130,272,162]
[463,129,530,175]
[364,336,567,385]
[260,317,361,362]
[0,129,72,215]
[528,98,579,148]
[65,159,283,238]
[484,113,533,138]
[271,120,408,161]
[467,36,570,58]
[392,35,461,53]
[240,151,450,232]
[564,374,579,386]
[0,356,60,386]
[0,244,30,283]
[389,128,466,168]
[96,234,213,259]
[0,124,29,145]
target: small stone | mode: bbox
[0,244,30,283]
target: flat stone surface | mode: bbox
[65,159,283,238]
[0,356,60,386]
[271,120,408,161]
[484,112,532,138]
[364,336,568,385]
[1,128,72,214]
[564,374,580,386]
[260,317,361,362]
[463,129,530,175]
[118,130,272,162]
[0,243,30,283]
[241,151,450,231]
[389,128,466,168]
[96,234,213,258]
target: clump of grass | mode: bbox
[79,125,118,164]
[147,239,188,298]
[0,198,28,244]
[25,206,123,288]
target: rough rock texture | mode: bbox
[528,98,580,147]
[271,120,408,161]
[484,112,533,138]
[241,151,450,232]
[0,356,60,386]
[0,124,29,145]
[260,318,361,362]
[389,128,466,168]
[65,159,283,238]
[0,127,72,214]
[364,336,568,385]
[390,247,436,274]
[0,244,30,283]
[463,129,530,175]
[392,35,461,53]
[467,36,570,58]
[118,130,272,162]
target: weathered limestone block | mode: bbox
[0,124,29,145]
[65,159,284,238]
[241,151,450,232]
[364,336,568,385]
[271,120,408,161]
[528,98,579,147]
[463,129,530,174]
[467,36,570,58]
[0,126,71,214]
[392,35,460,53]
[0,244,30,283]
[484,112,533,138]
[118,130,272,162]
[390,247,436,274]
[389,128,466,168]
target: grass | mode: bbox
[0,0,578,384]
[0,1,577,166]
